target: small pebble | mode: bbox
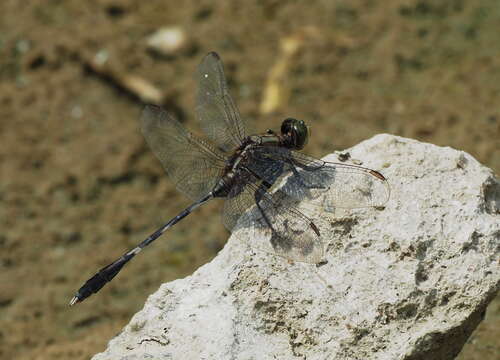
[147,27,188,57]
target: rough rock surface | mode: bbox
[92,134,499,360]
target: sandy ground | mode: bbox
[0,1,498,359]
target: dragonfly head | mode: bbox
[280,118,309,150]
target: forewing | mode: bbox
[222,170,324,264]
[196,52,246,152]
[247,146,390,209]
[141,105,227,201]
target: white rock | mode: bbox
[146,27,188,57]
[92,134,499,360]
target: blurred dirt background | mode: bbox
[0,0,498,359]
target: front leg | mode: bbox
[254,182,286,252]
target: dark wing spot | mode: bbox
[369,170,386,181]
[310,222,320,236]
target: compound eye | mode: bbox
[281,118,308,149]
[280,118,295,134]
[296,120,309,149]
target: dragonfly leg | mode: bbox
[254,182,274,229]
[254,183,292,253]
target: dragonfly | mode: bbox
[69,52,390,306]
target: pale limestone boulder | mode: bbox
[92,134,499,360]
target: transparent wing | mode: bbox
[246,146,390,209]
[222,176,256,232]
[222,169,324,264]
[141,105,227,201]
[195,52,247,152]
